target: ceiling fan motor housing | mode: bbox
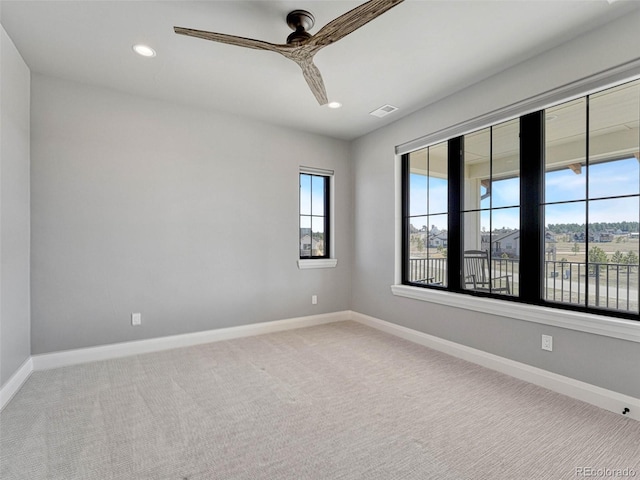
[286,10,315,44]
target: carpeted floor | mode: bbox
[1,321,639,479]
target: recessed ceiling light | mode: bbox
[132,44,156,57]
[328,101,342,109]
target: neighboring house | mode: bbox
[428,232,448,248]
[593,231,614,242]
[491,230,520,258]
[479,230,520,258]
[300,234,323,256]
[573,231,615,242]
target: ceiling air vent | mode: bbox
[370,104,399,118]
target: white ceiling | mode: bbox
[2,0,639,140]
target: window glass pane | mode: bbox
[463,246,514,294]
[544,203,587,307]
[405,141,449,288]
[427,214,448,287]
[589,80,640,199]
[462,210,489,253]
[589,158,639,199]
[311,216,325,257]
[311,175,325,216]
[587,197,639,312]
[428,141,448,215]
[300,215,311,257]
[408,216,428,261]
[408,149,428,217]
[491,119,520,208]
[300,174,311,215]
[463,210,488,291]
[463,121,519,297]
[407,216,429,284]
[491,207,518,296]
[407,215,448,286]
[545,98,587,203]
[464,128,490,212]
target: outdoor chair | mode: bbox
[463,250,511,294]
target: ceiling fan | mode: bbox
[174,0,404,106]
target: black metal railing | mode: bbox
[407,257,447,285]
[545,260,638,312]
[407,257,639,312]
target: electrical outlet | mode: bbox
[541,334,553,351]
[131,313,142,326]
[312,295,318,305]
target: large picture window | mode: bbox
[402,78,640,319]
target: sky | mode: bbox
[300,174,326,233]
[409,157,639,231]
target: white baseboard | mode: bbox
[2,311,348,410]
[5,309,638,423]
[0,357,33,411]
[31,311,350,372]
[351,311,640,422]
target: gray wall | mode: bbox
[30,74,351,354]
[351,11,640,398]
[0,26,31,386]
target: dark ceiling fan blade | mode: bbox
[174,26,288,54]
[299,59,329,105]
[309,0,404,49]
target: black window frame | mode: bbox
[401,81,640,322]
[299,172,330,260]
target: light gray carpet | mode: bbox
[1,321,639,479]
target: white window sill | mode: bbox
[298,258,338,269]
[390,284,640,343]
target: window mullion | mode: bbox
[585,95,591,304]
[401,154,410,283]
[519,111,544,303]
[448,137,463,291]
[324,176,330,258]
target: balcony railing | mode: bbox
[408,257,639,313]
[408,257,447,285]
[545,260,638,312]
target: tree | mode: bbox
[624,251,638,266]
[610,251,625,264]
[588,246,608,273]
[410,234,424,254]
[572,242,580,255]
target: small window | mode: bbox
[300,171,330,259]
